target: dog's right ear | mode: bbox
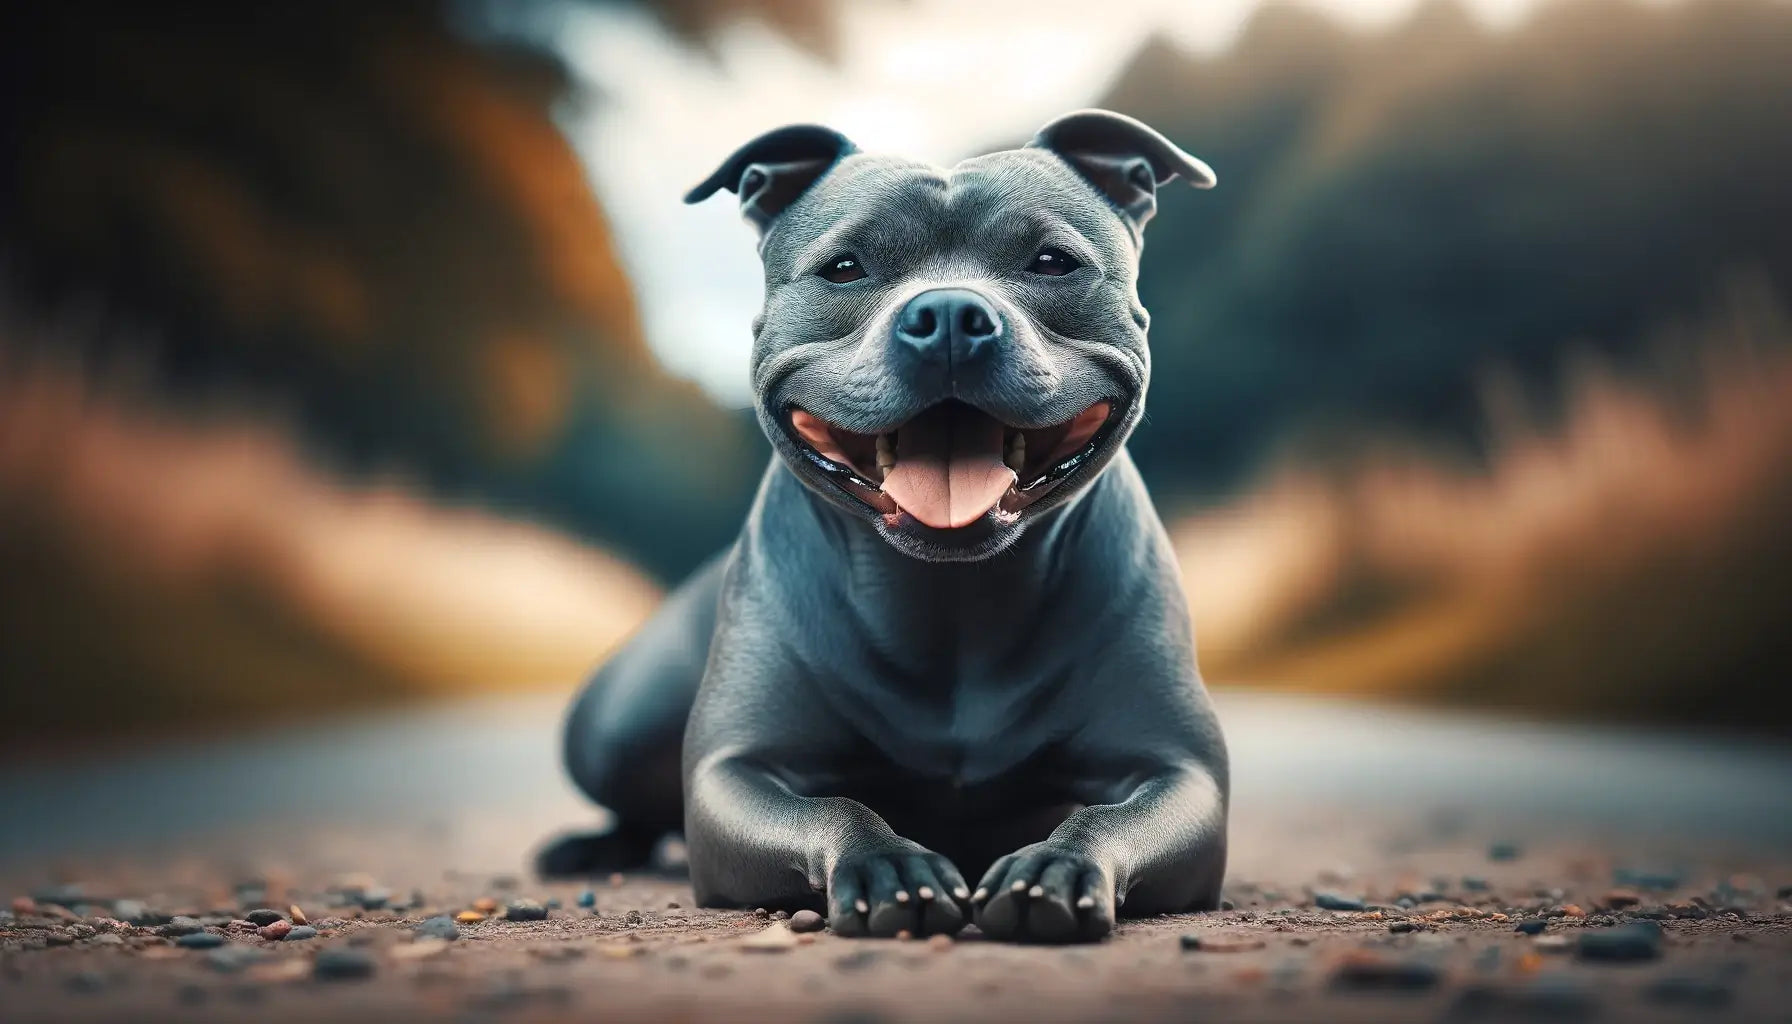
[684,124,858,234]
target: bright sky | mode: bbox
[552,0,1650,406]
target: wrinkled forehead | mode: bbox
[759,149,1136,271]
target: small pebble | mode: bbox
[289,905,308,926]
[357,888,391,910]
[1331,953,1441,991]
[1577,922,1663,962]
[1488,842,1522,861]
[256,920,291,941]
[472,897,499,914]
[928,933,953,951]
[313,948,376,981]
[455,911,486,924]
[577,890,596,909]
[111,899,149,923]
[177,932,226,949]
[243,909,285,927]
[1314,892,1365,912]
[1388,921,1418,934]
[1613,867,1684,892]
[414,916,461,941]
[1533,934,1571,954]
[740,923,798,952]
[283,926,318,942]
[608,873,624,888]
[789,909,825,933]
[505,899,548,922]
[1181,933,1265,952]
[1601,888,1642,909]
[1462,876,1490,892]
[159,916,205,937]
[1515,919,1548,935]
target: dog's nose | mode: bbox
[893,288,1003,366]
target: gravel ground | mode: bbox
[2,693,1789,1023]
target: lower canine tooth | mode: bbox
[876,434,895,471]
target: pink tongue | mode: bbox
[880,404,1016,529]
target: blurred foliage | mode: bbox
[0,0,766,583]
[1109,0,1792,500]
[1175,289,1792,732]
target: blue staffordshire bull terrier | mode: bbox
[540,110,1228,944]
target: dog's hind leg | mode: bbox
[535,551,726,877]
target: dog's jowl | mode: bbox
[543,110,1229,944]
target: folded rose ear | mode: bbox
[684,124,858,235]
[1028,109,1215,240]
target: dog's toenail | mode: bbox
[917,886,934,900]
[1076,896,1095,909]
[854,899,869,914]
[1028,885,1045,898]
[971,888,988,902]
[954,887,970,900]
[895,890,910,903]
[1011,880,1028,893]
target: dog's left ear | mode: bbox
[1029,109,1215,238]
[684,124,858,234]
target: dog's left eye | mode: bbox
[819,255,867,284]
[1027,247,1080,276]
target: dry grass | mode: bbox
[1176,290,1792,729]
[0,330,660,743]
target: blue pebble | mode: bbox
[577,890,597,909]
[1314,892,1365,912]
[176,932,225,949]
[413,916,460,941]
[1577,922,1663,962]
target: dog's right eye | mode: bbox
[819,255,867,284]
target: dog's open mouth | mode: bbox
[786,399,1116,529]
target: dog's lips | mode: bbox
[787,400,1115,530]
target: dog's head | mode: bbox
[688,110,1214,561]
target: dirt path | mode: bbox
[3,693,1789,1022]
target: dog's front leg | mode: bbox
[686,751,972,937]
[972,763,1227,943]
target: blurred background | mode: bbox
[3,0,1790,748]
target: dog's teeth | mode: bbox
[876,433,896,471]
[1004,432,1025,473]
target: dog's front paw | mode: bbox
[827,847,971,938]
[972,843,1115,943]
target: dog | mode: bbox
[540,110,1228,944]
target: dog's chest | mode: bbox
[824,646,1078,786]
